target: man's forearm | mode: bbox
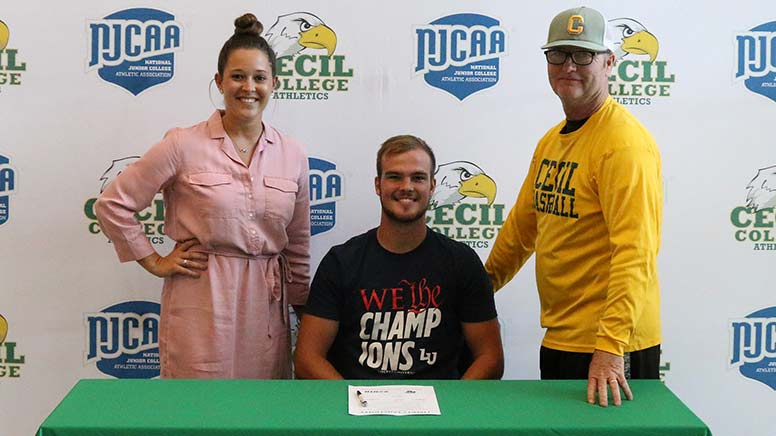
[461,352,504,380]
[294,353,345,380]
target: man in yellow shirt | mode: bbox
[486,6,662,407]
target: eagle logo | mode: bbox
[0,314,8,344]
[430,161,497,209]
[99,157,139,193]
[746,165,776,212]
[265,12,337,58]
[0,20,9,50]
[608,18,659,62]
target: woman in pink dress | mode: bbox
[95,13,310,379]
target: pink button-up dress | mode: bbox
[95,111,310,379]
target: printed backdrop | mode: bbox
[1,1,774,435]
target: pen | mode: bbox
[356,390,368,407]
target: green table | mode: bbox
[37,379,710,435]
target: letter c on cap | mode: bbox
[567,15,584,34]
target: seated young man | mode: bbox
[294,135,503,379]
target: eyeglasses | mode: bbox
[544,50,602,66]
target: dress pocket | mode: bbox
[187,172,236,218]
[264,176,298,223]
[189,172,232,186]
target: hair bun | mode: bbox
[234,13,263,36]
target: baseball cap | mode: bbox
[541,6,614,52]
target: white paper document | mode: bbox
[348,385,441,416]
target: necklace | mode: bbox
[223,118,262,155]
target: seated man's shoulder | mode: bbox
[427,229,481,260]
[326,228,376,258]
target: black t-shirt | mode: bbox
[560,116,589,134]
[305,227,497,379]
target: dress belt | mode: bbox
[200,248,293,334]
[201,248,276,260]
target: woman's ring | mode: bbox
[182,259,188,266]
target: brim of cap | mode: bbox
[541,40,610,52]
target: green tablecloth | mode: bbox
[37,379,710,435]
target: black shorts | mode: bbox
[540,344,660,380]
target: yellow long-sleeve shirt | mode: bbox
[486,96,662,356]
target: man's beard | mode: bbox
[380,198,429,224]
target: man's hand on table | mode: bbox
[586,349,633,407]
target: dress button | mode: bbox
[251,229,257,235]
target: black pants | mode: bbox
[540,344,660,380]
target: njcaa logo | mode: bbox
[729,306,776,390]
[608,18,675,106]
[730,165,776,250]
[426,161,503,249]
[84,300,160,378]
[88,8,182,95]
[265,12,351,101]
[0,19,27,92]
[309,157,344,236]
[0,314,26,378]
[735,21,776,103]
[84,157,167,245]
[415,14,507,101]
[0,153,16,226]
